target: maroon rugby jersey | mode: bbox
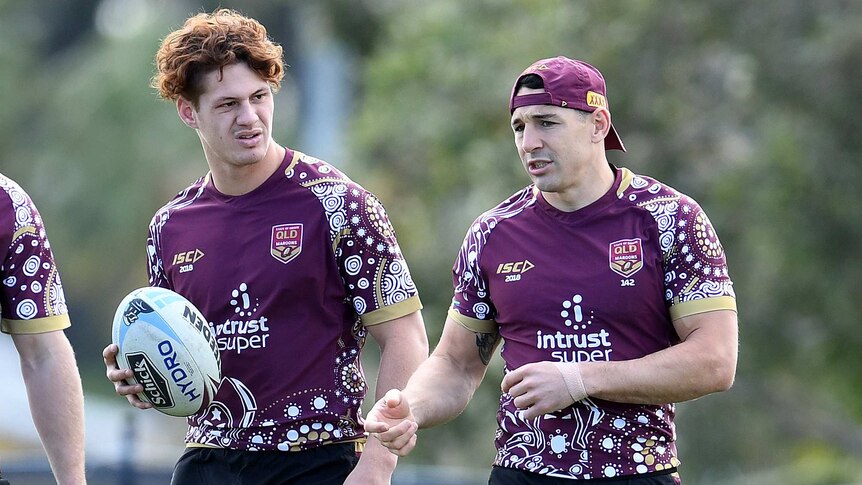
[147,150,422,451]
[450,166,735,480]
[1,174,70,334]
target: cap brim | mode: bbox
[605,123,626,152]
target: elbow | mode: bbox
[713,367,735,393]
[406,332,430,362]
[418,332,430,358]
[706,356,737,394]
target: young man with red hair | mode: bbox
[103,9,428,484]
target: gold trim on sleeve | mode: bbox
[447,308,498,334]
[361,296,423,326]
[1,314,71,334]
[669,296,737,321]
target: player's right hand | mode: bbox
[102,343,153,410]
[364,388,419,456]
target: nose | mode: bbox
[519,124,543,153]
[236,101,257,125]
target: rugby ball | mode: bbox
[112,287,221,417]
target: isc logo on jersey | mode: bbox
[112,287,221,417]
[497,259,534,282]
[172,249,205,274]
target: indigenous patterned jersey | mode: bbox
[147,150,421,451]
[1,174,70,334]
[450,166,735,480]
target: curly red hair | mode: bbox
[152,9,285,105]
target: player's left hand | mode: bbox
[501,361,576,420]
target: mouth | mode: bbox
[527,158,552,174]
[235,130,263,146]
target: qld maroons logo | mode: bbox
[271,224,303,264]
[609,238,643,277]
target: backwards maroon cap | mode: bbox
[509,56,626,152]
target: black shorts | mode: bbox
[170,443,359,485]
[489,466,680,485]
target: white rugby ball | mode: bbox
[112,287,221,417]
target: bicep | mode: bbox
[12,330,72,368]
[434,316,500,380]
[672,309,739,373]
[366,311,429,353]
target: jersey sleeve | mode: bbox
[449,218,498,334]
[146,210,170,289]
[663,194,737,320]
[0,178,70,334]
[335,186,421,326]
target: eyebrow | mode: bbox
[213,88,270,103]
[511,111,559,126]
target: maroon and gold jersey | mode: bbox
[1,174,70,334]
[147,150,421,451]
[450,166,735,480]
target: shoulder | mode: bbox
[0,175,21,244]
[287,151,384,229]
[454,186,536,272]
[0,175,17,226]
[466,186,537,237]
[0,173,33,212]
[148,175,209,230]
[286,152,378,208]
[0,174,41,240]
[615,167,708,222]
[616,168,685,206]
[288,151,360,191]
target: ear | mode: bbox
[176,97,198,129]
[590,108,612,145]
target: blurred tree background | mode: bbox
[1,0,861,483]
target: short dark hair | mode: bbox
[517,73,545,91]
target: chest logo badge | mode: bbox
[172,249,205,274]
[496,259,534,283]
[271,223,303,264]
[609,238,643,277]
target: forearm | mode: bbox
[356,314,428,473]
[21,341,86,484]
[374,332,427,400]
[581,312,738,404]
[581,347,731,404]
[403,351,485,429]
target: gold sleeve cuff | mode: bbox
[2,314,71,334]
[362,296,423,326]
[447,308,498,334]
[185,442,220,449]
[669,296,737,321]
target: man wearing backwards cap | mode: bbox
[366,56,738,484]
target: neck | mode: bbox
[542,158,615,212]
[208,142,286,196]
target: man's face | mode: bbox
[179,62,276,173]
[510,87,595,196]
